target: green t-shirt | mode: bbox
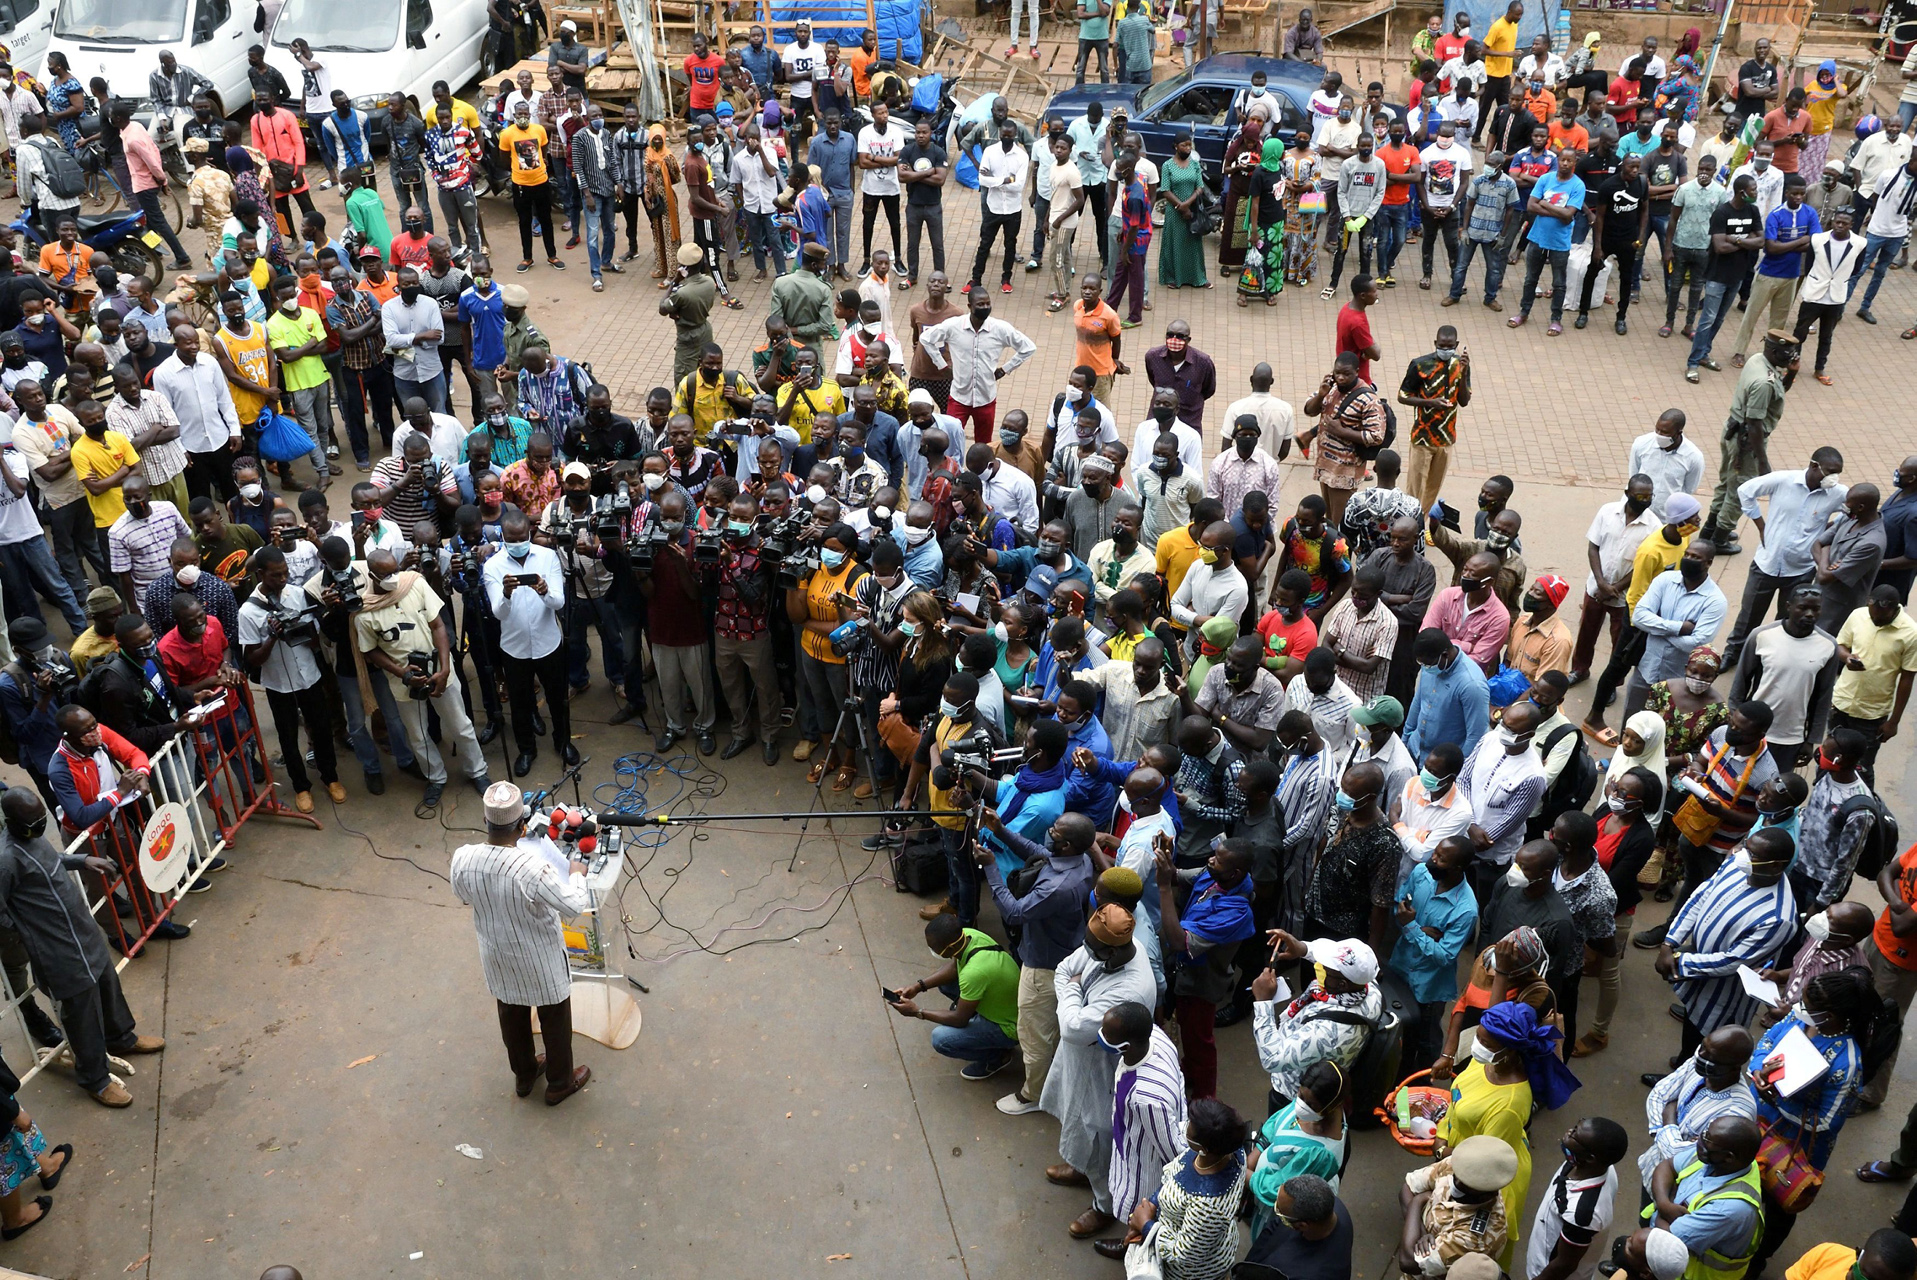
[954,928,1020,1039]
[346,186,394,254]
[1077,0,1111,40]
[265,307,332,391]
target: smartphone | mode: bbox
[881,986,904,1004]
[1433,500,1462,532]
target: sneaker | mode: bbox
[1632,923,1668,949]
[185,875,213,894]
[325,444,340,458]
[1024,256,1040,272]
[1000,280,1012,293]
[961,1054,1013,1081]
[996,1090,1044,1115]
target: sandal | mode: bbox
[1904,327,1917,340]
[1815,372,1833,385]
[37,1144,71,1191]
[1858,1161,1913,1184]
[1319,284,1336,301]
[722,296,744,309]
[1047,297,1065,313]
[1237,295,1249,307]
[1581,722,1620,747]
[1198,280,1214,288]
[1265,295,1277,305]
[807,760,828,785]
[832,766,858,792]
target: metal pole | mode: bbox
[1698,0,1740,118]
[599,807,975,824]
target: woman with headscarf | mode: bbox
[1281,132,1322,286]
[1654,56,1703,127]
[1247,1059,1348,1241]
[1676,27,1702,59]
[1434,926,1561,1082]
[1158,132,1211,289]
[1800,61,1845,181]
[1236,138,1287,306]
[1575,766,1664,1059]
[224,147,285,266]
[1439,999,1580,1268]
[643,123,683,285]
[1643,646,1728,900]
[1185,614,1239,697]
[1566,32,1609,101]
[1218,105,1270,270]
[1604,710,1670,820]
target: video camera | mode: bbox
[691,523,723,567]
[935,732,1025,785]
[402,650,440,700]
[18,647,77,702]
[547,500,576,543]
[327,566,363,612]
[592,482,631,540]
[266,594,320,646]
[625,513,670,571]
[757,511,805,563]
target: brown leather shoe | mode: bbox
[917,899,954,922]
[326,781,347,803]
[514,1053,547,1098]
[294,791,315,813]
[1069,1208,1116,1238]
[1093,1239,1131,1259]
[92,1081,132,1107]
[1046,1163,1091,1188]
[1570,1032,1608,1058]
[124,1035,165,1054]
[545,1065,590,1106]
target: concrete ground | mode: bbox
[1,145,1915,1279]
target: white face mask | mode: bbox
[1804,911,1831,942]
[806,484,828,505]
[1685,676,1715,695]
[993,622,1010,643]
[1504,863,1530,889]
[1496,726,1528,750]
[903,524,934,546]
[938,698,963,719]
[1730,847,1754,874]
[175,564,201,587]
[641,472,666,492]
[239,482,263,501]
[1291,1097,1323,1123]
[1470,1039,1498,1064]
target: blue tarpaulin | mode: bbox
[1442,0,1559,61]
[770,0,923,62]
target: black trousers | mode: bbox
[59,966,139,1095]
[861,192,900,264]
[1549,968,1582,1047]
[265,681,338,792]
[513,179,557,262]
[619,189,642,254]
[1581,238,1639,320]
[1085,183,1112,271]
[496,996,573,1089]
[502,644,569,756]
[1589,619,1646,722]
[1830,708,1887,785]
[972,209,1022,285]
[185,443,238,502]
[1793,299,1844,373]
[1420,208,1460,280]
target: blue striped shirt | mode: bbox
[1666,857,1796,1032]
[1750,1015,1860,1168]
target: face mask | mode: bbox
[899,619,920,637]
[506,540,531,560]
[1730,847,1754,875]
[806,484,828,505]
[1292,1097,1323,1123]
[820,547,848,569]
[1199,547,1221,566]
[1334,789,1357,812]
[12,815,46,841]
[997,429,1022,449]
[1470,1039,1499,1064]
[726,520,753,538]
[993,622,1010,643]
[1680,560,1709,588]
[903,524,933,546]
[1496,726,1528,750]
[660,520,685,536]
[480,495,502,514]
[1791,1001,1817,1030]
[1235,435,1256,457]
[590,117,603,131]
[361,504,385,524]
[1152,406,1177,425]
[1685,676,1714,695]
[176,564,201,586]
[1459,576,1488,594]
[1150,457,1174,476]
[938,698,963,719]
[640,472,667,493]
[1486,531,1512,551]
[403,219,424,233]
[1805,911,1832,943]
[1754,156,1771,171]
[400,287,423,305]
[239,482,263,501]
[1036,538,1061,558]
[1504,863,1530,889]
[1420,769,1450,796]
[1608,793,1639,814]
[473,275,492,289]
[1095,1030,1125,1055]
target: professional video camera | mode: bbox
[757,511,805,564]
[327,566,363,612]
[691,523,723,567]
[827,614,868,659]
[939,731,1025,779]
[17,646,77,701]
[775,541,820,591]
[402,650,440,700]
[592,482,631,540]
[547,500,576,543]
[265,594,320,645]
[625,512,669,571]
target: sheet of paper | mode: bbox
[1267,975,1291,1004]
[954,592,981,615]
[1763,1024,1831,1098]
[1738,964,1780,1007]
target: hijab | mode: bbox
[1477,999,1580,1111]
[1604,710,1669,820]
[1676,27,1701,57]
[1259,137,1285,171]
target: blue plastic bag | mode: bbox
[1486,664,1531,709]
[255,408,315,463]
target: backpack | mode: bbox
[1840,792,1899,883]
[1303,1003,1403,1128]
[1537,722,1599,826]
[891,826,949,896]
[30,138,86,201]
[1354,388,1397,462]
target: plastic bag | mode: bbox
[255,408,315,463]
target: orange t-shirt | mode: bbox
[38,242,91,294]
[1072,299,1123,376]
[1548,120,1590,154]
[1377,141,1419,206]
[1873,842,1917,970]
[846,45,878,96]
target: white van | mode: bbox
[0,0,56,87]
[265,0,486,145]
[44,0,254,116]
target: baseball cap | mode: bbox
[1024,564,1060,600]
[357,245,383,259]
[1304,937,1378,984]
[6,618,48,651]
[562,461,591,481]
[1351,695,1404,728]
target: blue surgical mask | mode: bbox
[899,619,920,637]
[820,547,848,569]
[1334,789,1357,811]
[506,541,531,560]
[1419,769,1450,794]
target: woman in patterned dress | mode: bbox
[0,1049,70,1241]
[1235,139,1286,306]
[1281,136,1322,286]
[1124,1096,1250,1279]
[1217,103,1271,270]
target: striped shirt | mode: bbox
[1639,1052,1759,1187]
[1751,1014,1861,1168]
[1690,727,1779,853]
[107,390,187,486]
[1665,856,1796,1033]
[449,841,591,1007]
[107,501,192,587]
[1110,1027,1187,1221]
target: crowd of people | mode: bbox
[0,7,1904,1273]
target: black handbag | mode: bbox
[1185,183,1222,238]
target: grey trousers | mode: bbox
[59,965,139,1095]
[1862,940,1917,1108]
[653,641,714,734]
[1722,566,1814,664]
[437,183,481,252]
[905,202,944,280]
[714,632,780,744]
[390,669,489,785]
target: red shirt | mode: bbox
[1255,609,1318,673]
[389,232,433,269]
[158,615,227,690]
[1433,32,1467,77]
[1605,75,1643,113]
[1762,106,1812,172]
[684,52,726,110]
[1377,141,1418,206]
[1335,303,1375,383]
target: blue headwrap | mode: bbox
[1478,999,1581,1111]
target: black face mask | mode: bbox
[1624,492,1651,516]
[1152,406,1177,425]
[399,287,422,305]
[1234,435,1256,457]
[1680,560,1708,588]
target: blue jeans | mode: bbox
[743,209,787,274]
[337,662,417,776]
[826,189,854,267]
[929,1013,1018,1068]
[1688,279,1735,368]
[1449,236,1508,302]
[1637,212,1669,288]
[0,536,85,631]
[581,193,616,277]
[1857,231,1907,312]
[1378,203,1409,276]
[939,825,978,925]
[393,372,446,415]
[1901,102,1917,132]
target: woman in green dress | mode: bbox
[1157,132,1211,289]
[1235,138,1285,305]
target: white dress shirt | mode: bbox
[1045,391,1118,445]
[483,542,568,658]
[391,411,470,466]
[918,314,1037,408]
[1625,431,1707,520]
[381,294,444,381]
[1853,130,1914,198]
[977,140,1031,216]
[1131,417,1204,476]
[1737,469,1849,578]
[1583,498,1661,598]
[449,839,591,1007]
[151,352,241,452]
[981,457,1041,534]
[1797,231,1865,306]
[1730,161,1786,220]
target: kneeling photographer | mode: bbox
[355,547,491,811]
[237,547,341,813]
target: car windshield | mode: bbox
[1138,68,1197,116]
[271,0,399,53]
[54,0,188,42]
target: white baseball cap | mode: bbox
[1305,937,1379,984]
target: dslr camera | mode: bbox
[18,647,77,702]
[402,651,440,700]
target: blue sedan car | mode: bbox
[1040,53,1400,184]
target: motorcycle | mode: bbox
[8,206,165,290]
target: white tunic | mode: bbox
[449,841,591,1007]
[1042,943,1159,1214]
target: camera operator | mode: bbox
[951,469,1019,552]
[444,503,508,741]
[635,488,716,755]
[305,535,421,794]
[540,462,643,720]
[663,414,721,502]
[712,491,783,764]
[356,547,491,809]
[237,546,341,812]
[371,434,459,538]
[268,507,320,584]
[787,520,866,777]
[712,396,799,483]
[453,432,503,506]
[845,484,900,548]
[560,384,649,492]
[847,537,913,800]
[897,671,1006,922]
[298,488,350,545]
[484,509,573,778]
[0,619,77,808]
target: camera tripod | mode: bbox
[786,690,886,875]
